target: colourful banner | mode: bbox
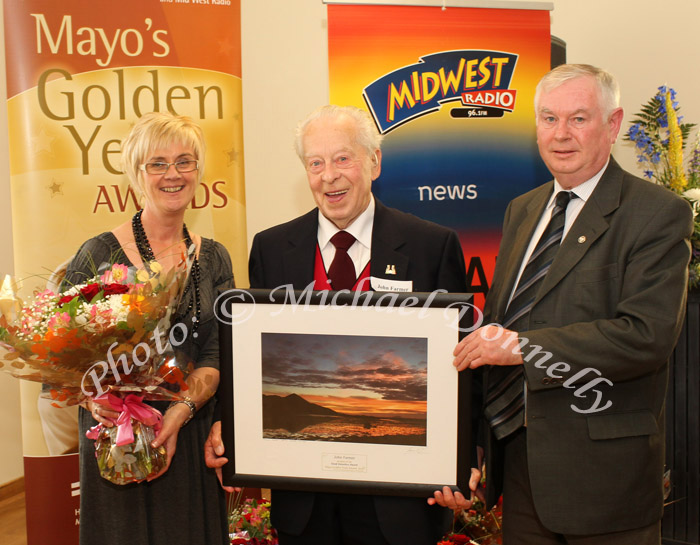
[328,4,552,306]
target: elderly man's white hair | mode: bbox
[294,105,384,163]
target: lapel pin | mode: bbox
[577,235,586,244]
[385,264,397,275]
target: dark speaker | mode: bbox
[551,35,567,68]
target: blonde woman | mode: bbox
[64,112,233,545]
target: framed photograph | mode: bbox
[218,288,473,497]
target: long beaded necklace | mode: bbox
[132,209,201,335]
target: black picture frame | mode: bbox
[218,288,473,497]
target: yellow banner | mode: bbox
[5,1,248,293]
[2,7,246,539]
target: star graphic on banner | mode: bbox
[225,147,239,166]
[31,126,55,155]
[218,36,234,57]
[47,179,63,197]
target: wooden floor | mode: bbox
[0,489,27,545]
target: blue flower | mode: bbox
[644,170,654,179]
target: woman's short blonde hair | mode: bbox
[121,112,206,199]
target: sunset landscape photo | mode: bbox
[260,332,428,446]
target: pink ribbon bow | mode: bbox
[86,393,163,446]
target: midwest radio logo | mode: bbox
[363,50,519,134]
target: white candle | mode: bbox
[0,274,21,323]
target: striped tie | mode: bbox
[484,191,573,440]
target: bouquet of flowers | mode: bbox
[625,86,700,288]
[228,490,278,545]
[0,259,195,484]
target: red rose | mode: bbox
[451,535,472,545]
[103,283,129,296]
[79,283,101,302]
[58,294,78,305]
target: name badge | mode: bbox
[370,276,413,292]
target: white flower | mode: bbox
[108,295,130,323]
[61,285,81,297]
[683,188,700,202]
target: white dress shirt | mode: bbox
[317,195,375,276]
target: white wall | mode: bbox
[1,0,699,485]
[0,0,24,485]
[0,379,23,486]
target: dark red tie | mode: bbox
[328,231,356,290]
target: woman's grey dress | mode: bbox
[63,231,232,545]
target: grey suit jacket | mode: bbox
[483,158,693,534]
[248,198,468,544]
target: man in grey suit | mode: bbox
[207,105,478,545]
[435,64,693,544]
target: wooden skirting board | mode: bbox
[0,477,24,502]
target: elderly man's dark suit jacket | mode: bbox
[249,198,468,545]
[482,158,693,535]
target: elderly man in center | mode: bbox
[207,104,475,545]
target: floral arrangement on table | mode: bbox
[0,259,195,484]
[625,86,700,289]
[228,490,278,545]
[438,497,503,545]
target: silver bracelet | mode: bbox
[168,396,196,427]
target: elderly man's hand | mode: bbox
[204,421,236,493]
[453,325,523,371]
[428,468,483,510]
